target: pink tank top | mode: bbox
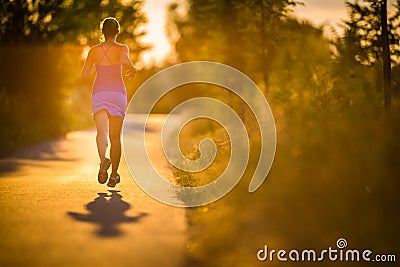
[93,44,126,94]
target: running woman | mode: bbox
[82,17,136,187]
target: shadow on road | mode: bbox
[68,190,147,238]
[0,135,79,175]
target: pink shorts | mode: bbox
[92,91,127,118]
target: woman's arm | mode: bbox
[120,45,137,80]
[82,48,95,79]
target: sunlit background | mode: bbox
[141,0,175,64]
[141,0,397,64]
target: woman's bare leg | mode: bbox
[109,115,124,176]
[94,110,109,162]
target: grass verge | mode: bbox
[174,104,400,267]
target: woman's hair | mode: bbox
[101,17,120,39]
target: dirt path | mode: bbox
[0,115,187,267]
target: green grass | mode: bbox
[174,102,400,267]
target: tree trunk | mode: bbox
[381,0,391,109]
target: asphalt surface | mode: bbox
[0,115,187,267]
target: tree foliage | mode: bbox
[168,0,305,102]
[0,0,148,155]
[167,0,400,107]
[0,0,148,54]
[335,0,400,66]
[165,2,400,266]
[332,0,400,106]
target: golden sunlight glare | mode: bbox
[81,45,90,61]
[140,0,175,65]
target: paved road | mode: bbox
[0,115,187,267]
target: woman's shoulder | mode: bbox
[118,43,129,49]
[112,42,128,50]
[90,42,128,49]
[88,44,101,53]
[90,43,102,49]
